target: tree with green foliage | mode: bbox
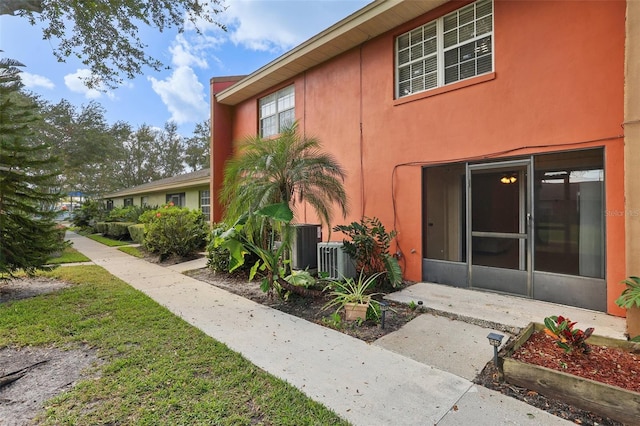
[0,57,65,276]
[185,120,210,171]
[39,99,123,196]
[158,121,185,177]
[218,123,348,296]
[1,0,226,89]
[117,124,164,188]
[221,122,349,231]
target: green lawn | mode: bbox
[0,266,347,425]
[117,245,144,258]
[47,247,91,264]
[86,234,133,247]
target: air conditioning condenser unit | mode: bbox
[317,242,356,280]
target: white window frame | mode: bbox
[395,0,494,99]
[200,190,211,221]
[259,85,295,138]
[166,193,185,207]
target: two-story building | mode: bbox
[210,0,639,316]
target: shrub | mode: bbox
[72,199,105,229]
[105,222,133,239]
[207,223,231,273]
[106,205,154,223]
[128,224,145,244]
[95,222,108,235]
[142,205,208,260]
[333,217,402,288]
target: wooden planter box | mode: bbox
[499,323,640,425]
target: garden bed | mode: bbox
[498,323,640,425]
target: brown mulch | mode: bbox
[512,330,640,393]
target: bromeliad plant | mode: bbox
[544,315,594,354]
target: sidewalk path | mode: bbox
[67,232,571,425]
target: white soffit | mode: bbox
[216,0,447,105]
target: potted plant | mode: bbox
[615,276,640,340]
[323,271,384,321]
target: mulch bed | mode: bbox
[185,268,419,342]
[512,330,640,393]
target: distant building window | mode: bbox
[259,85,295,138]
[396,0,493,98]
[141,196,149,207]
[106,200,114,210]
[200,190,211,221]
[124,198,134,207]
[166,193,185,207]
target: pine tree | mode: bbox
[0,57,65,277]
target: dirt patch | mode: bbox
[0,276,71,304]
[1,277,103,425]
[0,346,101,426]
[185,268,420,342]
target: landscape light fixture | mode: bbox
[380,301,388,329]
[487,332,504,367]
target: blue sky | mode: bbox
[0,0,370,135]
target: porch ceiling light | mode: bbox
[500,174,517,184]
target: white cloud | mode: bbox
[170,34,209,68]
[64,69,115,100]
[219,1,370,52]
[148,66,208,124]
[21,72,55,90]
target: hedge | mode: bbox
[128,224,145,244]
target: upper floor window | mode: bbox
[259,85,295,138]
[396,0,493,98]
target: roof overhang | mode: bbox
[215,0,448,106]
[104,173,210,199]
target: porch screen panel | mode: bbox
[534,149,604,278]
[424,164,466,262]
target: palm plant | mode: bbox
[221,122,348,235]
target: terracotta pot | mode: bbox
[344,302,368,321]
[626,305,640,339]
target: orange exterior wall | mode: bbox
[210,76,245,222]
[214,0,626,314]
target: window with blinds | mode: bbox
[200,190,210,221]
[396,0,493,98]
[259,85,295,137]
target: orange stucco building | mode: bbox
[211,0,640,315]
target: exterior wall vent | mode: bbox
[317,242,357,280]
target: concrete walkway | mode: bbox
[67,232,625,425]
